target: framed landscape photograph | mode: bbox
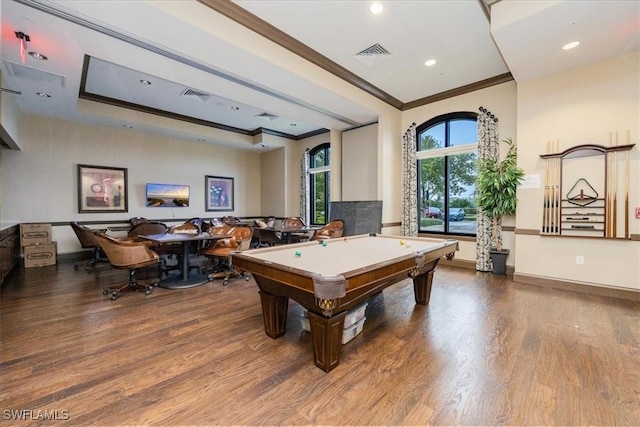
[78,164,128,213]
[205,175,234,211]
[146,183,190,207]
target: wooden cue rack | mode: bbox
[540,140,635,239]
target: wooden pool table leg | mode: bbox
[413,269,435,305]
[258,291,289,338]
[307,310,346,372]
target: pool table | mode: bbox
[231,233,458,372]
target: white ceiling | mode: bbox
[1,0,638,150]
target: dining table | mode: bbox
[138,232,229,289]
[264,225,322,244]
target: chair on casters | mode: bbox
[310,219,345,241]
[282,217,310,242]
[70,221,109,271]
[126,221,181,275]
[94,233,161,300]
[201,226,253,286]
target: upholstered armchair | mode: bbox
[311,219,345,241]
[94,233,160,300]
[282,217,311,242]
[70,221,109,271]
[201,226,253,285]
[253,217,281,247]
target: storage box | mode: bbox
[341,316,366,344]
[300,307,367,345]
[343,302,367,328]
[20,223,52,247]
[24,242,57,268]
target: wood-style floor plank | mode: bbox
[1,261,639,426]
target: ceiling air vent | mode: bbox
[255,112,278,121]
[5,61,66,87]
[353,43,393,68]
[180,88,210,102]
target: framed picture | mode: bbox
[205,175,234,212]
[77,164,128,213]
[146,183,190,207]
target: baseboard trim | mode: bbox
[513,273,640,302]
[439,257,515,277]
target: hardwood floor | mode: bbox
[1,261,639,426]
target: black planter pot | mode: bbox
[489,248,509,276]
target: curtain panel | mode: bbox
[300,148,310,225]
[401,123,418,237]
[476,107,501,271]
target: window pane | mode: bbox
[419,123,444,151]
[312,148,329,167]
[418,157,444,233]
[449,119,476,147]
[447,152,477,235]
[313,172,326,224]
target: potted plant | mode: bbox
[476,137,525,275]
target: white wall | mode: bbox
[260,147,286,217]
[2,114,261,254]
[515,52,639,291]
[342,124,378,201]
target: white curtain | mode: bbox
[476,107,500,271]
[401,123,418,237]
[300,148,310,225]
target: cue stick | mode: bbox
[606,133,613,237]
[555,157,561,234]
[625,129,630,238]
[613,131,618,237]
[550,156,555,233]
[625,149,629,238]
[543,141,551,233]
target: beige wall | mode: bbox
[342,124,378,201]
[259,147,286,217]
[2,114,261,254]
[515,52,639,291]
[402,81,518,263]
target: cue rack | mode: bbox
[539,130,635,239]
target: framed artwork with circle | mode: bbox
[77,164,128,213]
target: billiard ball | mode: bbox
[321,241,327,247]
[294,251,302,258]
[399,240,405,245]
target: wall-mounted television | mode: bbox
[146,183,190,207]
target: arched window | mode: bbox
[310,143,330,225]
[417,112,477,236]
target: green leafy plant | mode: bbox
[476,137,525,251]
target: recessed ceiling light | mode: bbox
[36,92,51,98]
[139,79,151,85]
[562,41,580,50]
[28,51,47,60]
[424,59,437,67]
[370,2,383,14]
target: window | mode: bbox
[309,143,330,225]
[417,112,477,236]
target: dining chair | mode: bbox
[200,226,253,285]
[310,219,345,240]
[282,217,310,243]
[94,233,161,300]
[69,221,109,271]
